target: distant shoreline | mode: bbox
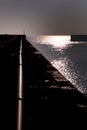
[71,35,87,41]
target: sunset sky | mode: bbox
[0,0,87,35]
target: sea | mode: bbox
[27,35,87,95]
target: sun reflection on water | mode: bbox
[51,58,77,85]
[51,58,82,92]
[36,35,71,50]
[29,35,87,94]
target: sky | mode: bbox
[0,0,87,35]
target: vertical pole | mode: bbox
[17,37,23,130]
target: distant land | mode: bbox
[71,35,87,41]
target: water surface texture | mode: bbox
[28,35,87,94]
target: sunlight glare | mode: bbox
[38,35,71,49]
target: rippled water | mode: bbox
[27,35,87,95]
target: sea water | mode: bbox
[27,35,87,95]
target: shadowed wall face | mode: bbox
[0,0,87,35]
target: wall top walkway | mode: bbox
[0,34,87,130]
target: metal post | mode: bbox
[17,37,23,130]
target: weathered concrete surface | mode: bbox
[0,35,21,130]
[0,35,87,130]
[22,37,87,130]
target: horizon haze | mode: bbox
[0,0,87,35]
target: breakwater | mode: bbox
[71,35,87,41]
[0,34,87,130]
